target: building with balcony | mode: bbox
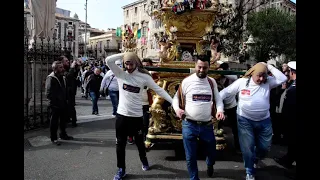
[78,21,106,57]
[254,0,296,14]
[24,7,80,58]
[122,0,151,58]
[87,30,122,61]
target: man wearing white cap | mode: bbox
[274,61,296,169]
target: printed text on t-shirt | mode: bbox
[192,94,212,102]
[123,83,140,93]
[241,89,251,95]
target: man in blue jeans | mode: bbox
[100,60,121,117]
[86,68,103,115]
[220,62,287,180]
[173,56,225,180]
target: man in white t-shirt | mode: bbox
[173,56,225,180]
[220,62,287,180]
[217,62,240,153]
[106,52,173,180]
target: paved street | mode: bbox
[74,89,115,123]
[24,89,296,180]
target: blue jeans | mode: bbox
[89,92,99,113]
[237,115,273,175]
[182,120,216,180]
[109,90,119,115]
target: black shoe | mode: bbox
[94,112,99,115]
[274,157,293,169]
[72,123,78,128]
[51,140,61,146]
[207,165,214,177]
[60,134,74,140]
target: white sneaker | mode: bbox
[246,174,255,180]
[111,115,116,118]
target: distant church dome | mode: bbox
[73,13,79,19]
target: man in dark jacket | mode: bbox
[86,68,103,115]
[45,61,73,145]
[274,61,296,169]
[59,56,80,127]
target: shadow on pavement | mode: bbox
[126,164,246,179]
[126,164,293,180]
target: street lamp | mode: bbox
[245,35,256,65]
[245,35,255,51]
[84,0,88,58]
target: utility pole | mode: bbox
[84,0,88,58]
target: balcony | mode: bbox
[104,46,121,53]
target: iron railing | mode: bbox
[24,25,72,131]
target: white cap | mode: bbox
[288,61,296,70]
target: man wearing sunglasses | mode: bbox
[105,52,173,180]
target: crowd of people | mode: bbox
[45,52,296,180]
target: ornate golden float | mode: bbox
[123,0,229,151]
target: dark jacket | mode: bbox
[45,72,68,109]
[86,74,103,93]
[84,70,94,81]
[64,66,78,97]
[282,80,296,120]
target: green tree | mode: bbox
[212,0,271,59]
[247,8,296,62]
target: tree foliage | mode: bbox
[246,8,296,62]
[212,0,271,59]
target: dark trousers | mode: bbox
[272,112,286,142]
[89,91,99,113]
[283,116,297,164]
[224,106,240,150]
[116,114,147,169]
[142,105,150,141]
[109,90,119,115]
[68,95,77,124]
[49,107,68,141]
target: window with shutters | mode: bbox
[58,22,61,39]
[142,26,147,37]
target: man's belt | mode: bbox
[185,119,212,126]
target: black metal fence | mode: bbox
[24,26,72,131]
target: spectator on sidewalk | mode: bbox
[86,68,103,115]
[59,56,80,127]
[105,52,173,180]
[100,60,122,117]
[45,61,74,146]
